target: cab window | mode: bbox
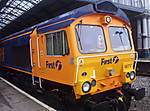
[46,31,69,56]
[76,24,106,54]
[109,27,131,51]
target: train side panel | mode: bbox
[0,27,77,86]
[0,34,31,73]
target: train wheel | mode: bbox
[124,94,131,110]
[111,97,129,111]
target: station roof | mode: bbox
[0,0,88,38]
[0,0,131,41]
[0,0,146,38]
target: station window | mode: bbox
[46,31,69,56]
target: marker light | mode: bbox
[126,72,130,78]
[91,79,96,87]
[82,81,91,93]
[82,72,87,77]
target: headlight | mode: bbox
[106,16,111,23]
[130,71,136,80]
[82,81,91,93]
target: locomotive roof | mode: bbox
[0,0,130,41]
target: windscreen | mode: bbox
[109,27,131,51]
[76,25,106,53]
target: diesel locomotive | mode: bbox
[0,0,145,111]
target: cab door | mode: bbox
[30,28,43,77]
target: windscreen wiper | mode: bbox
[115,31,126,50]
[76,27,83,50]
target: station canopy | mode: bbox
[0,0,143,38]
[0,0,89,38]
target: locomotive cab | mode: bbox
[72,13,137,98]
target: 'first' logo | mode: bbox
[46,60,62,70]
[101,56,119,65]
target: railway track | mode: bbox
[137,72,150,77]
[129,76,150,111]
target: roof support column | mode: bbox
[147,17,150,48]
[142,16,148,49]
[144,0,150,9]
[137,19,142,50]
[136,13,150,59]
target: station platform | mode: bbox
[0,78,55,111]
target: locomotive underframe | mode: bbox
[0,66,145,111]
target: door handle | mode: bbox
[29,39,33,67]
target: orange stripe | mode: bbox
[1,31,32,43]
[1,18,76,43]
[38,18,76,30]
[0,64,32,75]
